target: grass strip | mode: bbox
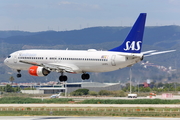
[0,97,73,104]
[0,109,180,117]
[80,99,180,104]
[2,97,180,104]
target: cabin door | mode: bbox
[111,55,116,66]
[13,52,18,63]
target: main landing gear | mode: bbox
[81,73,90,80]
[59,75,68,82]
[59,72,68,82]
[17,70,22,78]
[59,73,90,82]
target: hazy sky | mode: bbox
[1,0,180,32]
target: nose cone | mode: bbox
[4,58,8,66]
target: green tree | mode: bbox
[23,87,36,90]
[139,87,151,92]
[157,82,163,87]
[70,91,82,96]
[98,90,111,96]
[113,90,126,97]
[9,76,14,85]
[70,89,89,96]
[75,89,89,95]
[89,91,98,96]
[5,84,14,92]
[14,86,21,92]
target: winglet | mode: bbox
[109,13,146,53]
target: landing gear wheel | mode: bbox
[17,73,21,78]
[81,74,86,80]
[17,70,21,78]
[81,73,90,80]
[59,75,68,82]
[85,74,90,79]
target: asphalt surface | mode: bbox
[0,116,180,120]
[0,104,180,108]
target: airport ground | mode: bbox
[0,116,180,120]
[61,95,180,100]
[1,104,180,108]
[1,116,180,120]
[1,104,180,117]
[1,94,180,117]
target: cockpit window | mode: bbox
[8,55,11,58]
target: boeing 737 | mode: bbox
[4,13,175,82]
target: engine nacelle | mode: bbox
[29,66,50,76]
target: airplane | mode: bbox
[50,92,62,98]
[4,13,175,82]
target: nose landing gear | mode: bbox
[17,70,21,78]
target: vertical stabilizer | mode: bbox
[109,13,146,53]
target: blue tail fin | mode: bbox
[109,13,146,53]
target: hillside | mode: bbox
[1,25,180,47]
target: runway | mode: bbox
[0,116,180,120]
[0,103,180,119]
[1,104,180,108]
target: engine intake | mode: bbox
[29,66,50,76]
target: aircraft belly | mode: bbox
[9,63,30,70]
[116,59,141,68]
[78,63,119,73]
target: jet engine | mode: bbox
[28,66,50,76]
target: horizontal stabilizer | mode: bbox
[144,50,176,57]
[141,50,157,54]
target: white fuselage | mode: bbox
[4,49,142,74]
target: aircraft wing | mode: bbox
[143,50,176,57]
[19,60,79,73]
[19,60,40,66]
